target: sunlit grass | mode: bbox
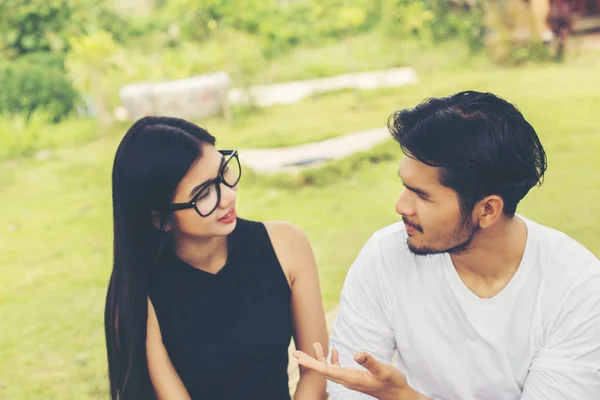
[1,51,600,398]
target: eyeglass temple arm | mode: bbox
[162,203,195,211]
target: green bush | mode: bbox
[380,0,486,52]
[122,0,487,72]
[257,0,378,55]
[381,0,435,39]
[0,0,130,57]
[159,0,379,56]
[0,53,80,122]
[428,0,486,52]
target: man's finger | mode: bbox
[313,342,327,363]
[354,352,387,379]
[294,350,354,383]
[331,348,340,365]
[294,350,328,373]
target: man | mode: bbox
[294,91,600,399]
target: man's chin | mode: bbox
[407,238,444,256]
[407,232,478,256]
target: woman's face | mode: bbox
[168,143,239,240]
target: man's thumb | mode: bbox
[355,352,385,377]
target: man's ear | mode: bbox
[473,195,504,229]
[151,211,172,232]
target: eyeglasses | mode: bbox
[162,150,242,217]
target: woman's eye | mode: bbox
[197,186,212,200]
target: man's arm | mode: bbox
[294,339,431,400]
[294,234,431,399]
[327,235,397,399]
[521,273,600,399]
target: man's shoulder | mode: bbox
[524,216,600,278]
[361,221,430,273]
[371,220,408,241]
[367,221,412,256]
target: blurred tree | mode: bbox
[381,0,435,39]
[0,0,129,57]
[339,6,368,74]
[161,0,233,41]
[65,31,124,128]
[158,0,377,54]
[217,28,267,111]
[427,0,486,51]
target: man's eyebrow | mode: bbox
[189,156,225,198]
[398,171,432,199]
[403,183,432,199]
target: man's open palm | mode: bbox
[293,342,409,400]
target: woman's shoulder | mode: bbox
[262,220,309,244]
[235,218,313,262]
[236,218,305,238]
[263,220,315,283]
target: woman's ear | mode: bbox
[151,211,172,232]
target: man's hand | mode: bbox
[293,342,414,400]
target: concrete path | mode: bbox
[230,67,418,108]
[118,67,417,121]
[238,127,390,173]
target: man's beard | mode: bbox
[406,215,480,256]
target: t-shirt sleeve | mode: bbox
[327,235,397,400]
[521,272,600,400]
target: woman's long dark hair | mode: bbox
[105,116,215,399]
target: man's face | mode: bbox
[395,156,479,256]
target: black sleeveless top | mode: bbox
[149,218,293,399]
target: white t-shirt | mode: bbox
[328,217,600,400]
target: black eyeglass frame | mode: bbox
[161,150,241,217]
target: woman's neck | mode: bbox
[172,234,228,274]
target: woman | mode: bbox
[104,116,328,399]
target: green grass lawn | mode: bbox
[1,55,600,398]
